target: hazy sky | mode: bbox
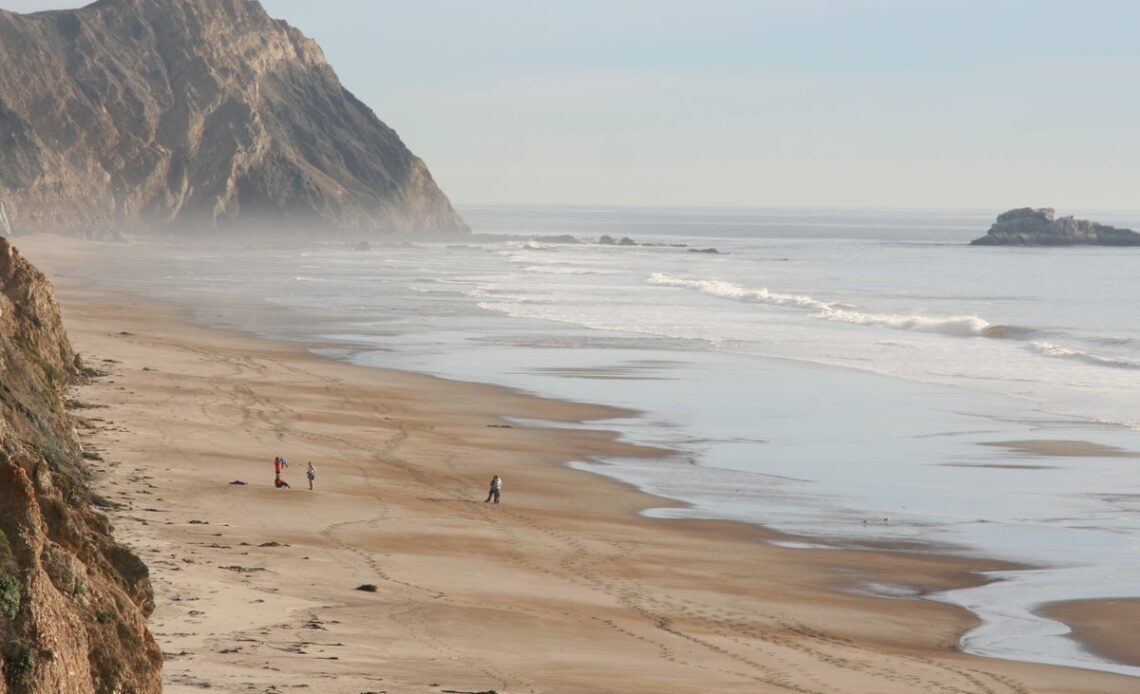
[2,0,1138,209]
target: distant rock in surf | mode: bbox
[542,234,581,244]
[971,208,1140,246]
[598,235,638,246]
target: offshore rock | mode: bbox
[1,237,161,692]
[971,208,1140,246]
[0,0,466,237]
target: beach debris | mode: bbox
[229,480,248,485]
[188,519,209,525]
[355,584,378,592]
[221,565,265,574]
[259,541,288,547]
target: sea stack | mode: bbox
[0,0,467,237]
[971,208,1140,246]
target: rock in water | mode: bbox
[971,208,1140,246]
[0,0,467,237]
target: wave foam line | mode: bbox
[1029,341,1140,370]
[648,273,1001,338]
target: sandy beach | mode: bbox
[20,237,1138,693]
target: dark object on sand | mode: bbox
[229,480,247,485]
[356,584,378,592]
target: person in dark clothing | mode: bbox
[484,474,502,504]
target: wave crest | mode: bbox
[648,273,999,337]
[1029,341,1140,370]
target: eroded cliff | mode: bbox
[0,238,160,693]
[0,0,466,237]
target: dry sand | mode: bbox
[18,237,1138,693]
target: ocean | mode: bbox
[68,205,1140,677]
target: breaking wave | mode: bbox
[648,273,1003,338]
[1029,342,1140,370]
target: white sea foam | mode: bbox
[649,272,826,309]
[1029,341,1140,370]
[523,265,618,275]
[649,273,996,337]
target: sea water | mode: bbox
[66,206,1140,676]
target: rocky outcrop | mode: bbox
[0,238,160,692]
[0,0,466,237]
[971,208,1140,246]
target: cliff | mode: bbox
[971,208,1140,246]
[0,0,466,237]
[0,238,160,692]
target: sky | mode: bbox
[2,0,1138,209]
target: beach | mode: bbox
[18,235,1137,693]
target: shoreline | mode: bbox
[18,235,1139,691]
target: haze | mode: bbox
[3,0,1138,209]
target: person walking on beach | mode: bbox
[306,462,316,491]
[484,474,502,504]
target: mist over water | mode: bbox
[66,205,1140,677]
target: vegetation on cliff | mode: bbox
[0,237,160,693]
[0,0,466,237]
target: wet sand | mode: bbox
[1038,599,1140,670]
[19,236,1140,693]
[981,440,1139,458]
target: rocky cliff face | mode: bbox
[0,238,160,693]
[971,208,1140,246]
[0,0,466,237]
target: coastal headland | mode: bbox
[20,236,1140,693]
